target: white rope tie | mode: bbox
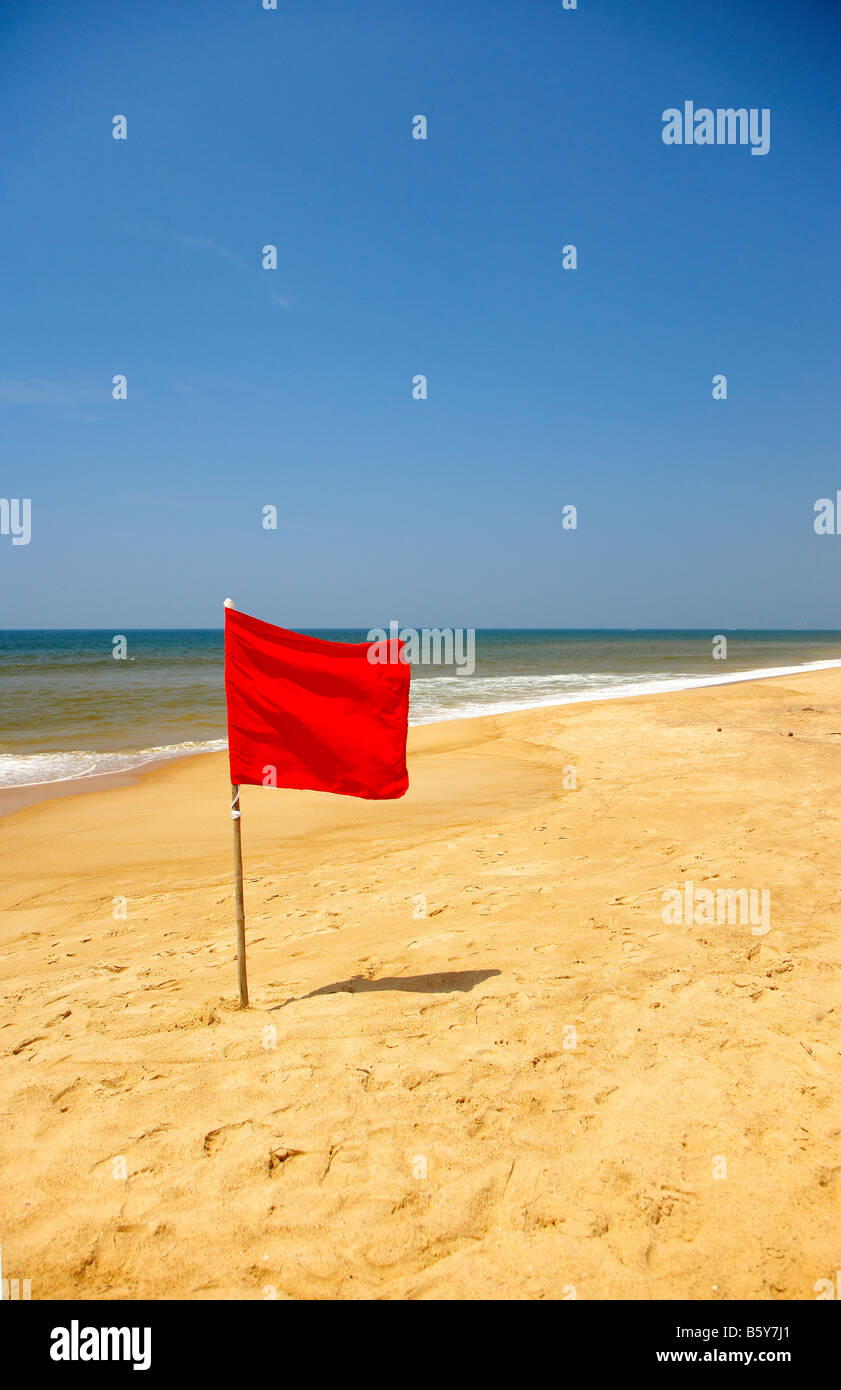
[231,790,241,820]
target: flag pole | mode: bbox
[224,598,249,1007]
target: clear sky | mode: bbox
[1,0,839,629]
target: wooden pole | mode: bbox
[225,599,248,1007]
[231,781,248,1007]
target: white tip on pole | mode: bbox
[224,597,235,608]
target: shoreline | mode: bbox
[3,652,841,817]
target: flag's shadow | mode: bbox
[271,968,500,1009]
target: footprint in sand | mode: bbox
[50,1078,92,1111]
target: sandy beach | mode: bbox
[2,667,839,1301]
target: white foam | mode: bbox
[0,740,227,789]
[407,658,841,724]
[3,657,840,788]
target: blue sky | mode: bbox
[1,0,839,628]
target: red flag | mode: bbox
[224,608,410,800]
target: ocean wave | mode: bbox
[408,658,841,723]
[3,657,841,787]
[0,740,227,789]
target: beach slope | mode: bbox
[1,669,840,1300]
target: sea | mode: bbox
[2,629,840,790]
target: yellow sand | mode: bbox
[1,669,840,1300]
